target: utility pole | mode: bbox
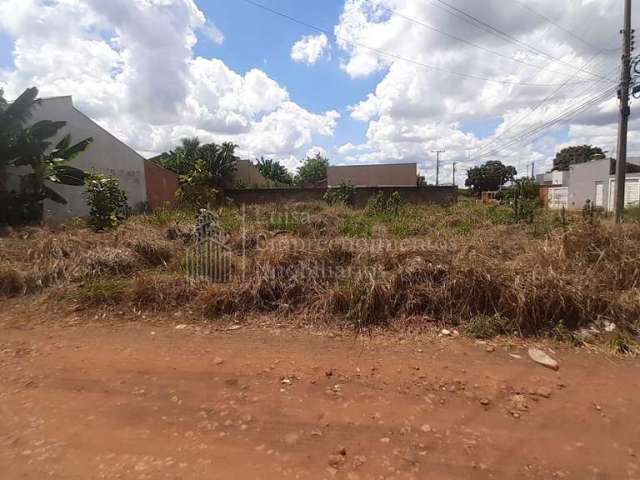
[432,150,445,186]
[452,161,457,186]
[615,0,633,224]
[530,161,535,178]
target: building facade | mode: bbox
[327,163,417,188]
[6,96,148,222]
[536,158,640,210]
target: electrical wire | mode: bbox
[421,0,607,80]
[475,86,617,158]
[473,59,618,158]
[240,0,600,87]
[511,0,602,51]
[367,1,598,81]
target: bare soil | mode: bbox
[1,312,639,479]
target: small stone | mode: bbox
[420,424,432,433]
[214,357,224,365]
[328,455,344,468]
[528,347,559,371]
[175,324,187,330]
[380,437,391,443]
[480,398,491,406]
[353,455,367,468]
[441,329,451,336]
[536,387,552,398]
[485,346,495,353]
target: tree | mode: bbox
[553,145,604,171]
[256,157,292,185]
[158,137,201,175]
[465,160,516,194]
[0,87,93,224]
[295,152,328,186]
[158,139,238,187]
[175,159,220,209]
[417,175,427,187]
[196,142,238,187]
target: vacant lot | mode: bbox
[1,201,640,478]
[1,200,639,347]
[1,310,639,480]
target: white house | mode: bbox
[7,96,147,223]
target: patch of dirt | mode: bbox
[0,313,639,479]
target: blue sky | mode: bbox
[0,0,629,180]
[193,0,386,158]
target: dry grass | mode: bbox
[131,273,199,310]
[0,203,638,345]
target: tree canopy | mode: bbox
[295,152,328,186]
[553,145,604,171]
[256,157,292,185]
[158,138,238,187]
[465,160,517,194]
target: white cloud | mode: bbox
[290,33,330,65]
[0,0,337,167]
[333,0,634,183]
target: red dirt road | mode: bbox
[1,319,639,479]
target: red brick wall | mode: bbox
[144,160,179,210]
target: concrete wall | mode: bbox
[327,163,417,187]
[144,160,179,210]
[7,96,147,222]
[235,160,271,188]
[225,186,457,208]
[566,159,610,209]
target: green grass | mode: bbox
[70,277,130,307]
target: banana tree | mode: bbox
[0,87,93,224]
[15,132,92,205]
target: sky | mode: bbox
[0,0,638,184]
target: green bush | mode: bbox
[366,191,401,216]
[85,174,128,231]
[324,181,356,206]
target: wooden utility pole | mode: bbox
[452,161,457,186]
[615,0,633,223]
[432,150,445,186]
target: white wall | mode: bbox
[14,96,147,222]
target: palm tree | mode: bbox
[256,157,292,185]
[197,141,238,186]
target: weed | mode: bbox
[71,277,129,307]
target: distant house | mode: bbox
[327,163,417,188]
[535,157,640,210]
[6,96,147,222]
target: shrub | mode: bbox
[130,239,174,266]
[131,273,199,310]
[365,191,402,216]
[176,159,220,209]
[71,277,129,307]
[0,268,27,298]
[324,181,355,206]
[85,174,129,231]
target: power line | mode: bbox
[369,2,597,81]
[477,87,617,157]
[511,0,601,51]
[475,86,617,158]
[473,60,618,158]
[422,0,607,80]
[240,0,600,88]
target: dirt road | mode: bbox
[1,318,639,479]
